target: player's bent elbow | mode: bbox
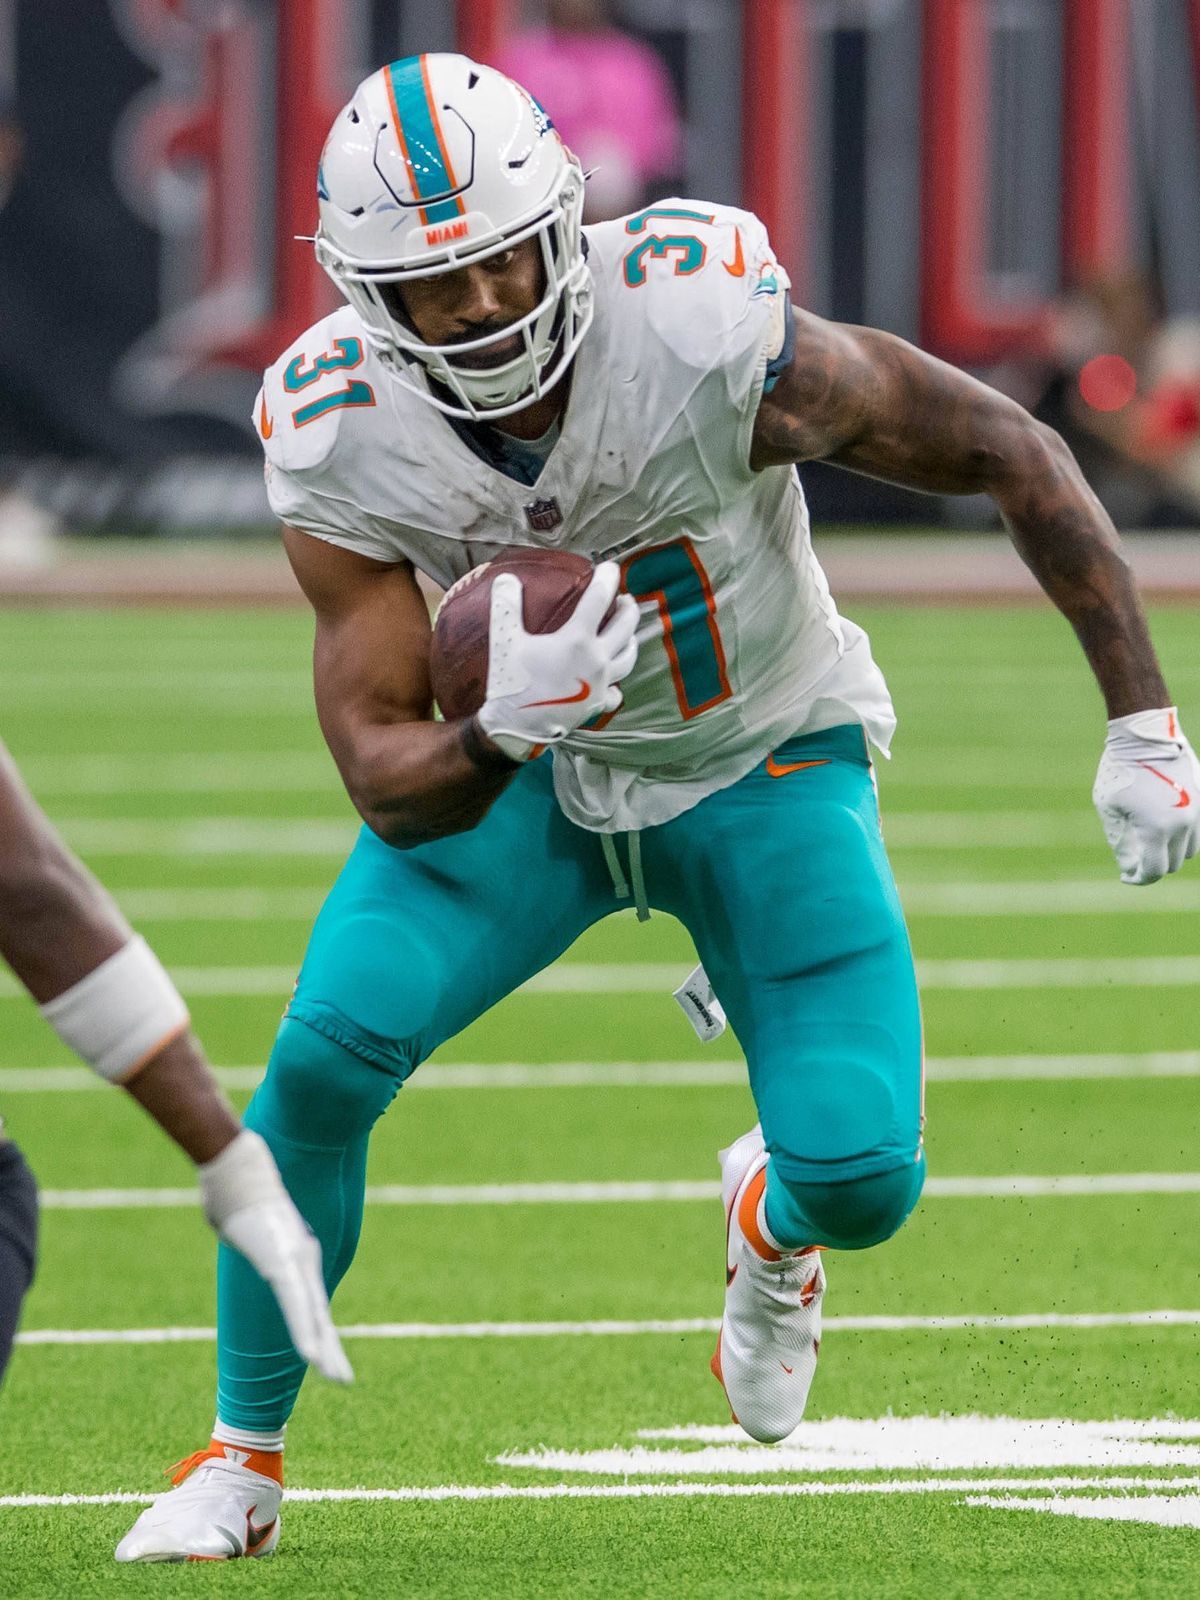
[1000,416,1078,496]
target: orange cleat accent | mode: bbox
[168,1440,283,1489]
[709,1330,739,1425]
[737,1166,782,1263]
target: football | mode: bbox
[429,546,602,721]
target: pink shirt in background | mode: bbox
[497,28,682,191]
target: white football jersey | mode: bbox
[257,200,895,832]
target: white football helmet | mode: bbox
[315,54,592,421]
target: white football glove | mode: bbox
[198,1130,352,1384]
[475,561,640,760]
[1093,706,1200,885]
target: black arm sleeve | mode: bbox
[0,1138,38,1387]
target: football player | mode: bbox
[0,741,351,1397]
[117,54,1200,1561]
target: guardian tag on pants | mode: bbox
[673,963,727,1042]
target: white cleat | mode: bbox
[711,1124,826,1444]
[115,1444,282,1563]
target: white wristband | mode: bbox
[38,935,189,1083]
[197,1129,285,1231]
[1106,706,1182,745]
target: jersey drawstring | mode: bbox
[600,832,651,922]
[627,832,650,922]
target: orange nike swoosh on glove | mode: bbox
[521,679,591,709]
[1138,762,1192,809]
[765,756,831,779]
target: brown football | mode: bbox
[430,546,601,721]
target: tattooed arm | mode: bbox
[750,309,1169,717]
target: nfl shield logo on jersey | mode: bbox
[524,496,563,532]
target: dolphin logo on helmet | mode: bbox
[314,53,592,422]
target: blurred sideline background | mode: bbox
[0,0,1199,586]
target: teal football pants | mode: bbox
[216,725,924,1429]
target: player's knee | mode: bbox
[780,1160,924,1252]
[247,1016,403,1151]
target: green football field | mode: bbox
[2,599,1200,1598]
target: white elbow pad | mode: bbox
[38,935,190,1083]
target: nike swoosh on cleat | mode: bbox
[1138,762,1192,808]
[723,227,746,277]
[780,1363,793,1374]
[521,679,591,709]
[765,756,832,779]
[726,1264,738,1287]
[244,1507,277,1554]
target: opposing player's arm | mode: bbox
[282,526,518,848]
[750,309,1170,718]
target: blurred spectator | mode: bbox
[498,0,682,222]
[0,89,58,569]
[0,88,59,567]
[0,92,20,212]
[1032,271,1200,526]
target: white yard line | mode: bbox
[17,753,334,796]
[899,880,1200,914]
[32,1172,1200,1210]
[8,1475,1200,1511]
[920,1051,1200,1081]
[882,812,1099,848]
[3,1052,1196,1094]
[37,810,1108,857]
[101,880,1200,920]
[0,879,1174,923]
[519,958,1200,993]
[113,888,327,920]
[0,670,308,694]
[8,955,1200,1002]
[16,1310,1200,1348]
[46,820,353,856]
[7,1477,1200,1510]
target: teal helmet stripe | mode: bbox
[385,56,465,223]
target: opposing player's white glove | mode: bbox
[475,561,640,760]
[1093,706,1200,885]
[198,1130,353,1384]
